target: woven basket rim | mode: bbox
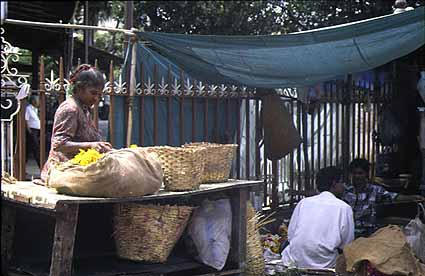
[148,146,208,152]
[184,142,238,147]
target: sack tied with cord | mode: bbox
[46,148,163,197]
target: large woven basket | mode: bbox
[246,201,265,276]
[146,146,206,191]
[183,142,237,183]
[113,203,195,263]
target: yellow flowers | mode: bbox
[129,144,138,148]
[71,149,104,166]
[262,234,282,253]
[261,223,288,254]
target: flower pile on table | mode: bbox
[70,149,104,166]
[261,222,288,254]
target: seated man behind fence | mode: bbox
[281,166,354,268]
[344,158,424,238]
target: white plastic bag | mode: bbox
[403,203,425,262]
[186,199,232,270]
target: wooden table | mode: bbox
[1,180,263,276]
[1,179,262,276]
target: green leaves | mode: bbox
[133,0,424,35]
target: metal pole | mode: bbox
[4,18,135,35]
[10,122,14,176]
[1,122,6,174]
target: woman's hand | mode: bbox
[89,142,113,153]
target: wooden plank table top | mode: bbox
[2,179,260,276]
[1,179,262,210]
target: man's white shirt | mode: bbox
[25,104,40,130]
[281,191,354,268]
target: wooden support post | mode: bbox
[84,1,89,64]
[49,203,79,276]
[167,65,172,145]
[59,57,65,104]
[64,29,74,78]
[179,70,185,145]
[153,64,158,145]
[230,188,248,275]
[236,94,242,179]
[301,103,310,190]
[245,97,251,179]
[192,81,196,142]
[140,62,145,146]
[271,160,279,209]
[126,40,137,147]
[39,56,47,167]
[31,50,40,91]
[1,204,16,276]
[343,74,353,181]
[108,60,115,147]
[255,98,261,180]
[215,95,219,143]
[17,99,27,180]
[204,97,209,142]
[93,59,99,128]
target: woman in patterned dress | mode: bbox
[40,64,112,182]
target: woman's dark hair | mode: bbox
[349,158,370,173]
[70,64,105,93]
[316,166,342,192]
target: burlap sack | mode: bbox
[262,94,302,160]
[343,225,425,276]
[47,148,163,197]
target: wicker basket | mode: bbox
[183,142,238,183]
[146,146,206,191]
[113,203,195,263]
[246,201,265,276]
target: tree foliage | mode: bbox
[135,0,425,34]
[73,1,125,56]
[137,1,286,35]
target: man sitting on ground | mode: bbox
[281,166,354,268]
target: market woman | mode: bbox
[40,64,112,182]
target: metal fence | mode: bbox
[263,80,393,209]
[1,31,394,209]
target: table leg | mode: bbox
[230,188,248,275]
[1,204,16,276]
[49,203,79,276]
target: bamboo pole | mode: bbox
[126,39,138,147]
[93,59,99,128]
[4,18,136,36]
[59,57,65,104]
